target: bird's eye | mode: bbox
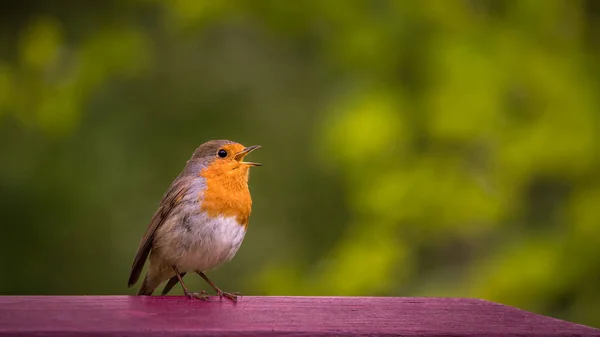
[217,149,228,158]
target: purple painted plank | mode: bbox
[0,296,598,336]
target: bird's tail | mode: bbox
[161,272,185,295]
[137,273,158,296]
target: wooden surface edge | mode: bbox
[0,296,598,337]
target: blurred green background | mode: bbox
[1,0,599,328]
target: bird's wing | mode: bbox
[128,178,189,287]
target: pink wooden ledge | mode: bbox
[0,296,598,336]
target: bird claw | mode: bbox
[217,290,241,303]
[184,290,210,301]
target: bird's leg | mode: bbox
[172,266,209,300]
[197,272,241,303]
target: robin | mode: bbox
[127,140,261,302]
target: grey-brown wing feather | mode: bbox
[128,178,189,287]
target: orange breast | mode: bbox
[199,162,252,228]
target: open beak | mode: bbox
[234,145,262,166]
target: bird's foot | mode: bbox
[184,290,210,301]
[217,290,241,303]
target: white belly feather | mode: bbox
[156,212,247,273]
